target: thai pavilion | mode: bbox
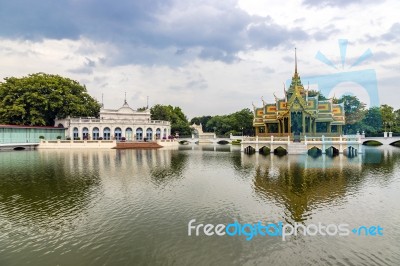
[253,51,345,137]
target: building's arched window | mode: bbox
[163,128,167,139]
[156,128,161,139]
[115,128,122,140]
[125,128,133,141]
[93,127,100,140]
[73,127,79,140]
[136,128,143,141]
[83,127,89,140]
[146,128,153,141]
[103,127,111,140]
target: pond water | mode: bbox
[0,145,399,265]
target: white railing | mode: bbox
[242,135,361,143]
[58,118,171,125]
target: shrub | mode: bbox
[56,136,62,140]
[66,137,71,140]
[98,137,103,140]
[39,136,45,139]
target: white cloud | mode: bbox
[1,0,400,121]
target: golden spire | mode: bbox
[295,47,297,74]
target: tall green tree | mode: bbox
[205,108,254,136]
[0,73,101,126]
[190,116,212,131]
[150,104,191,135]
[362,107,382,134]
[380,104,395,131]
[338,95,366,134]
[394,109,400,132]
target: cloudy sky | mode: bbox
[0,0,399,118]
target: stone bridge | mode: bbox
[178,137,233,144]
[241,135,362,155]
[0,143,39,151]
[361,136,400,145]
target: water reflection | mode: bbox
[238,147,400,223]
[0,146,399,265]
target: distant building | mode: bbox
[253,51,345,136]
[55,100,171,141]
[0,124,66,143]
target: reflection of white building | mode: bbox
[55,100,171,141]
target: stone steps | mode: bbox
[287,142,308,154]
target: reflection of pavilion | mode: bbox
[240,153,364,222]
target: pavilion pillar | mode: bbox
[282,119,285,134]
[265,123,268,133]
[302,112,305,135]
[308,116,312,134]
[278,121,281,134]
[328,122,331,133]
[313,120,317,133]
[288,113,291,134]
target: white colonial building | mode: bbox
[55,100,171,141]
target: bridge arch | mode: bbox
[325,146,339,156]
[274,146,287,156]
[259,146,271,155]
[362,140,382,146]
[390,140,400,146]
[244,145,256,154]
[217,140,229,145]
[13,146,26,151]
[308,146,322,157]
[343,146,358,157]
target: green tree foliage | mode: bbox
[190,116,212,131]
[394,109,400,132]
[150,104,191,135]
[337,95,366,134]
[362,107,382,134]
[307,90,327,100]
[380,104,395,131]
[0,73,101,126]
[205,108,254,137]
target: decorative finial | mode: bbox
[295,47,298,74]
[101,93,104,108]
[283,82,287,102]
[147,96,149,109]
[124,92,127,105]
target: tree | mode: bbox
[380,104,395,131]
[0,73,101,126]
[394,109,400,132]
[190,116,212,131]
[205,108,254,137]
[338,95,366,134]
[150,104,191,135]
[362,107,382,134]
[307,90,327,100]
